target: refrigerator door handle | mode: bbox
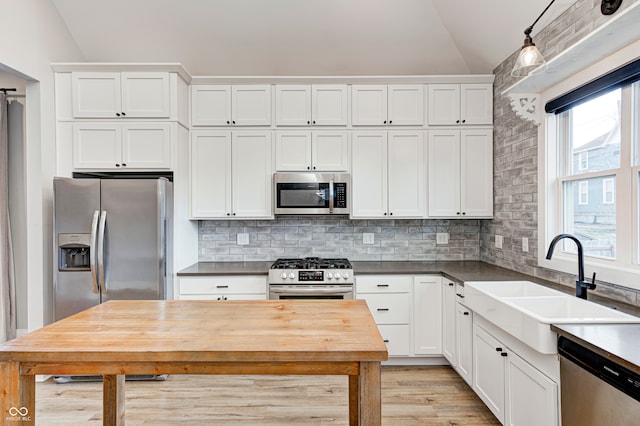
[90,210,100,294]
[97,210,108,294]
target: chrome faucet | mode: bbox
[545,233,596,300]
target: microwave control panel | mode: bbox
[335,183,347,208]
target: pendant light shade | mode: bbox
[511,31,546,77]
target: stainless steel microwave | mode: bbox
[273,173,349,215]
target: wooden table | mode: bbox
[0,300,387,425]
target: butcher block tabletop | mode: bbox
[0,299,389,363]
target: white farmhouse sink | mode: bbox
[464,281,640,354]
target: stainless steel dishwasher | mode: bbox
[558,336,640,425]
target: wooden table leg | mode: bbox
[348,374,359,426]
[0,362,35,425]
[358,361,381,426]
[103,374,125,426]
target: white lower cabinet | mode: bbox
[356,275,412,356]
[473,323,558,426]
[178,276,267,300]
[413,276,442,355]
[455,302,473,386]
[442,281,457,364]
[356,275,442,359]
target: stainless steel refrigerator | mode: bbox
[53,177,173,321]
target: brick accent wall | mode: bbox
[482,0,640,307]
[199,218,481,262]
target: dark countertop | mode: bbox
[551,323,640,375]
[179,260,640,369]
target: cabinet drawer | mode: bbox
[378,324,411,356]
[356,276,412,293]
[179,293,267,301]
[359,293,410,324]
[455,283,466,302]
[179,276,267,295]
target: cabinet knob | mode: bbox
[116,113,121,117]
[389,120,392,124]
[121,112,126,116]
[232,121,236,124]
[495,347,503,352]
[227,120,230,124]
[462,212,466,215]
[389,212,393,215]
[456,120,460,124]
[383,212,387,215]
[307,166,311,170]
[312,166,316,170]
[456,212,461,215]
[307,121,310,124]
[312,120,316,124]
[232,213,236,216]
[383,120,387,124]
[383,339,389,343]
[115,164,120,167]
[121,163,127,167]
[461,119,466,123]
[226,213,231,216]
[501,352,508,357]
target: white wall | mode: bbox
[0,0,85,332]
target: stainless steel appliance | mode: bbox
[273,172,349,215]
[269,257,354,299]
[558,336,640,425]
[54,177,172,321]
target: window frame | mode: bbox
[538,42,640,291]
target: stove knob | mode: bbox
[342,272,350,280]
[288,272,295,279]
[327,272,334,280]
[281,272,288,280]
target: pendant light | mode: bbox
[511,0,556,78]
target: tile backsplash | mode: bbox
[199,217,482,262]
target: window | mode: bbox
[578,151,588,170]
[603,178,615,204]
[543,70,640,285]
[577,181,589,205]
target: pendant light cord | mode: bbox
[526,0,556,35]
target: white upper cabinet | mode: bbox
[427,129,493,218]
[72,72,170,118]
[190,130,273,219]
[427,84,492,125]
[191,85,271,126]
[275,85,347,126]
[352,84,424,126]
[275,130,349,172]
[351,130,425,218]
[73,121,172,170]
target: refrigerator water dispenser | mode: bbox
[58,233,91,271]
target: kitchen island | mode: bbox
[0,300,387,426]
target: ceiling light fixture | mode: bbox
[511,0,556,78]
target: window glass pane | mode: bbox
[569,89,621,174]
[563,176,616,259]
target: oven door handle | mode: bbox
[270,286,353,294]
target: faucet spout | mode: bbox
[546,233,596,299]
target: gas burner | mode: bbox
[271,257,352,270]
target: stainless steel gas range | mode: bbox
[268,257,354,300]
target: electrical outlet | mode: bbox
[436,232,449,245]
[522,237,529,252]
[363,233,375,245]
[495,235,503,249]
[237,233,249,245]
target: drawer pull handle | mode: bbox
[377,284,389,287]
[448,283,454,286]
[377,308,389,311]
[383,339,389,343]
[216,285,229,289]
[501,352,508,357]
[456,293,465,298]
[463,312,469,316]
[495,347,503,352]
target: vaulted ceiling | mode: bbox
[50,0,575,76]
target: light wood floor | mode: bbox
[35,366,499,425]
